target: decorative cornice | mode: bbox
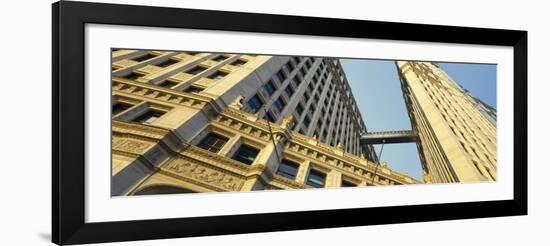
[112,77,210,109]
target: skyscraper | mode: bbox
[111,50,418,195]
[396,61,497,183]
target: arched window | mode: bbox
[134,185,195,195]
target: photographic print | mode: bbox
[111,49,497,196]
[53,2,526,244]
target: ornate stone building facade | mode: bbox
[110,50,419,196]
[396,61,497,183]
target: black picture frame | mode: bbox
[52,1,527,245]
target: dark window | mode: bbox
[212,55,229,62]
[123,72,144,80]
[231,59,247,67]
[208,71,229,80]
[184,86,204,94]
[303,115,311,127]
[300,67,307,77]
[112,102,131,116]
[304,92,310,102]
[197,133,228,153]
[293,76,301,86]
[156,59,179,68]
[264,80,276,96]
[284,86,294,97]
[131,53,156,62]
[158,80,179,88]
[132,109,165,125]
[305,60,312,69]
[263,112,276,123]
[274,97,286,111]
[285,62,294,72]
[296,104,304,115]
[293,57,301,64]
[341,180,357,187]
[276,70,286,82]
[308,83,315,91]
[186,66,207,75]
[232,145,260,165]
[247,94,263,113]
[277,160,299,180]
[306,169,326,188]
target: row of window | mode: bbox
[246,58,306,121]
[117,53,252,93]
[112,101,166,125]
[127,52,248,68]
[196,133,360,188]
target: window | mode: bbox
[132,109,165,125]
[263,112,276,123]
[232,145,260,165]
[284,86,294,97]
[300,67,307,77]
[247,94,263,113]
[123,72,144,80]
[197,133,228,153]
[285,62,294,72]
[184,86,204,94]
[306,169,326,188]
[293,76,301,86]
[112,102,131,116]
[276,160,299,180]
[276,70,286,82]
[231,59,247,67]
[156,59,179,68]
[296,104,304,115]
[293,57,301,64]
[264,80,276,96]
[212,55,229,62]
[274,97,286,111]
[307,83,315,91]
[305,59,312,69]
[158,80,179,88]
[208,70,229,80]
[341,180,357,187]
[186,66,207,75]
[303,115,311,127]
[131,53,156,62]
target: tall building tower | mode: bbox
[110,50,416,195]
[396,61,497,183]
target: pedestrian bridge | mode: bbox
[359,130,418,145]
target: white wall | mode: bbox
[0,0,546,245]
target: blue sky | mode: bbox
[340,59,496,181]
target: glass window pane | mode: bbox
[197,133,228,153]
[276,160,299,180]
[232,145,260,165]
[306,169,326,188]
